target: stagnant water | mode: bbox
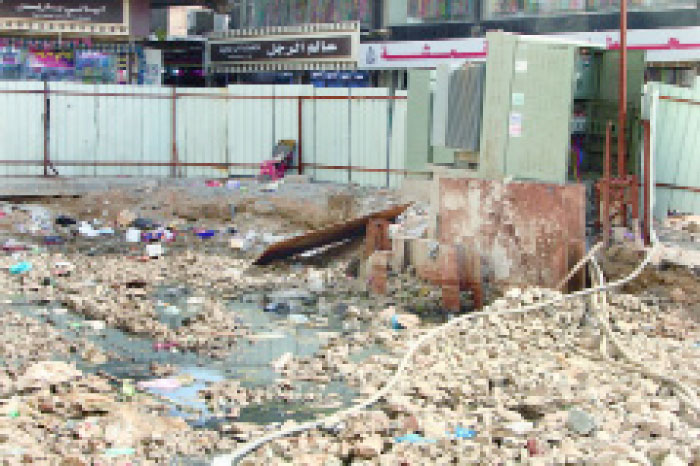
[6,285,386,463]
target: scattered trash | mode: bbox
[53,261,74,276]
[526,438,540,456]
[98,227,115,235]
[506,421,533,435]
[230,237,248,250]
[448,427,477,439]
[78,221,99,237]
[2,239,26,252]
[9,261,32,275]
[146,243,164,258]
[121,380,135,398]
[132,218,154,230]
[137,378,182,391]
[153,341,180,351]
[227,180,241,190]
[103,447,136,457]
[395,434,436,444]
[126,228,141,243]
[205,180,223,188]
[195,229,217,239]
[55,215,77,227]
[43,235,65,245]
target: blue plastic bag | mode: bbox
[9,262,32,275]
[395,433,436,444]
[448,426,477,439]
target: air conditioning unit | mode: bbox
[213,14,229,33]
[187,10,214,36]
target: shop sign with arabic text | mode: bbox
[0,0,124,23]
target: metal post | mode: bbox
[43,80,49,177]
[618,0,627,178]
[171,87,178,178]
[643,119,651,246]
[618,0,628,227]
[297,96,303,175]
[603,121,612,247]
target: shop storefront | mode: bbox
[0,38,135,83]
[142,40,206,87]
[0,0,150,84]
[208,22,361,85]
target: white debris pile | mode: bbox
[241,288,700,465]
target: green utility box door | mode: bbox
[480,32,577,184]
[406,69,432,173]
[504,41,576,184]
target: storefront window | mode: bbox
[245,0,374,28]
[484,0,695,18]
[0,40,134,84]
[407,0,474,22]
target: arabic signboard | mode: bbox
[0,0,124,23]
[210,34,355,65]
[359,27,700,69]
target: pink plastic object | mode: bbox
[137,378,181,390]
[259,160,286,181]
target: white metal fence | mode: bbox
[0,81,408,188]
[646,80,700,218]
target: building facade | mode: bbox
[0,0,152,84]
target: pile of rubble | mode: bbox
[237,289,700,465]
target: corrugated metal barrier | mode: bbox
[647,81,700,218]
[0,81,408,188]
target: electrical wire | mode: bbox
[213,240,661,465]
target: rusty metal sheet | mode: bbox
[253,204,410,266]
[439,178,585,291]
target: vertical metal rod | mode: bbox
[603,121,612,247]
[618,0,627,178]
[643,119,651,246]
[297,96,303,175]
[171,87,178,178]
[43,80,49,177]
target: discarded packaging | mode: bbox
[9,261,32,275]
[126,228,141,243]
[146,243,164,258]
[137,378,182,391]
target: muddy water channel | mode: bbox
[7,285,381,433]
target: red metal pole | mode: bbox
[297,96,303,175]
[643,120,651,246]
[618,0,627,178]
[43,81,49,177]
[603,121,612,247]
[171,87,178,178]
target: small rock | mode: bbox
[566,409,596,435]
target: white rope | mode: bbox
[589,255,700,415]
[213,240,660,465]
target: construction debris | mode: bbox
[0,179,698,464]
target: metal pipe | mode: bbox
[603,121,612,247]
[618,0,627,178]
[297,96,303,175]
[171,87,178,178]
[43,81,49,178]
[643,119,651,246]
